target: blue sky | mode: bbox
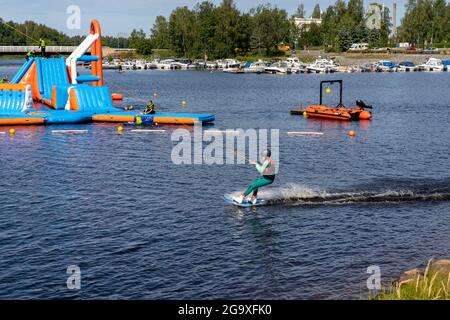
[1,0,405,36]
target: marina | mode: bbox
[100,55,450,74]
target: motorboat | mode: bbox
[265,61,292,75]
[134,60,148,70]
[285,57,306,73]
[243,60,267,74]
[146,61,158,69]
[217,59,240,69]
[359,62,378,72]
[121,61,136,70]
[205,61,218,69]
[193,59,207,69]
[102,60,120,70]
[442,60,450,71]
[306,58,339,73]
[173,59,191,70]
[156,59,180,70]
[375,60,398,72]
[337,65,358,73]
[419,58,444,72]
[397,61,418,72]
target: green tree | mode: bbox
[168,6,197,57]
[195,1,218,58]
[312,4,322,18]
[130,29,153,55]
[150,16,170,49]
[432,0,448,44]
[401,0,435,47]
[250,4,291,55]
[320,5,339,49]
[367,29,382,47]
[236,13,253,54]
[213,0,241,58]
[299,22,323,47]
[292,4,306,18]
[380,6,392,44]
[338,27,353,51]
[347,0,364,24]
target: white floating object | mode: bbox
[287,132,324,135]
[51,130,88,134]
[131,129,166,133]
[204,130,240,135]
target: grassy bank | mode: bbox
[375,259,450,300]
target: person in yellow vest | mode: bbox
[39,38,46,57]
[135,114,143,125]
[143,101,156,114]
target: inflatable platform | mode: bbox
[0,20,215,126]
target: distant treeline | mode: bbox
[0,18,130,48]
[142,0,450,58]
[400,0,449,48]
[1,0,449,58]
[144,0,391,57]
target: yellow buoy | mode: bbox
[118,126,123,134]
[182,101,187,107]
[325,87,331,95]
[348,130,356,137]
[303,112,308,117]
[9,128,15,136]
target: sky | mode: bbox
[0,0,405,36]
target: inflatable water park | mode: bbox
[0,20,215,126]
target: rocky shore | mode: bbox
[377,259,450,300]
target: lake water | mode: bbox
[0,64,449,299]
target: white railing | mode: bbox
[0,46,84,53]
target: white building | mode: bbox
[365,3,383,30]
[293,17,322,32]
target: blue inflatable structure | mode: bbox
[0,20,215,126]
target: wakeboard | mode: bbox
[223,195,266,207]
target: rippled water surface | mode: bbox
[0,63,449,299]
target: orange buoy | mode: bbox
[111,93,124,101]
[348,130,356,137]
[359,111,371,120]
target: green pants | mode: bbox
[244,177,274,197]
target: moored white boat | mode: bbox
[375,60,398,72]
[173,59,191,70]
[217,59,240,70]
[397,61,418,72]
[306,58,339,73]
[243,60,267,74]
[265,61,292,75]
[285,57,306,73]
[419,58,444,72]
